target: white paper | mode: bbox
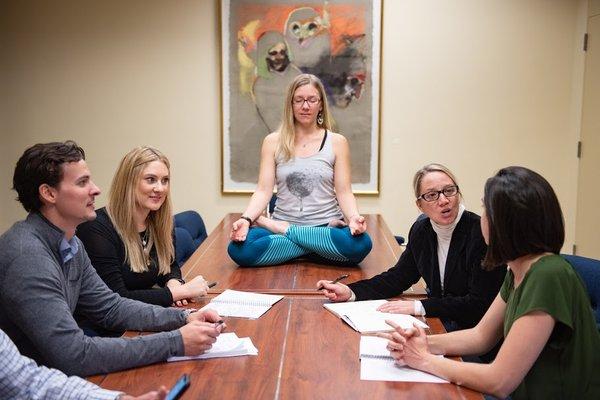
[201,289,283,319]
[359,336,447,383]
[360,358,448,383]
[167,333,258,362]
[343,311,429,333]
[323,299,388,318]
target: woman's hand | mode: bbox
[385,321,433,370]
[230,218,250,241]
[377,300,415,315]
[168,276,209,306]
[166,279,187,306]
[348,214,367,235]
[317,281,352,302]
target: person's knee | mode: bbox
[227,241,259,266]
[346,233,373,263]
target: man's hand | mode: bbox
[179,320,224,356]
[186,308,222,324]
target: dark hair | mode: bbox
[13,141,86,212]
[482,166,564,268]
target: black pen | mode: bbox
[208,281,218,288]
[317,274,350,291]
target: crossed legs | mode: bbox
[227,217,372,267]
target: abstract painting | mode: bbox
[221,0,381,193]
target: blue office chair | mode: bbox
[174,211,207,266]
[395,214,427,246]
[562,254,600,329]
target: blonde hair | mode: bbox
[107,147,174,274]
[277,73,335,161]
[412,163,460,198]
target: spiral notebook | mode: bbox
[359,336,447,383]
[201,289,283,319]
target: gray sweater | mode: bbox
[0,213,187,376]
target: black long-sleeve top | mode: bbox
[348,211,506,329]
[77,207,181,306]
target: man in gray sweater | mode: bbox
[0,141,224,377]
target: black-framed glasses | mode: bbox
[292,97,321,106]
[417,185,459,202]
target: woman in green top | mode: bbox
[383,166,600,399]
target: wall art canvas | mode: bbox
[221,0,381,193]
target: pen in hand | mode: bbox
[208,281,218,289]
[317,274,350,291]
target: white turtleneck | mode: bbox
[414,204,466,316]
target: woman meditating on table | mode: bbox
[318,164,506,333]
[228,73,372,267]
[78,147,209,308]
[383,166,600,399]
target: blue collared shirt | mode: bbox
[0,329,121,399]
[59,236,80,264]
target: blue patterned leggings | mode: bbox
[227,225,373,267]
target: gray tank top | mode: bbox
[272,131,344,226]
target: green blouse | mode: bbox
[500,254,600,399]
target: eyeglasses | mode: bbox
[417,185,459,202]
[292,97,321,106]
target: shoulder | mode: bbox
[262,132,279,154]
[530,255,574,281]
[329,132,349,158]
[329,131,348,146]
[460,210,481,226]
[79,208,112,232]
[458,210,484,237]
[0,224,59,279]
[264,132,280,145]
[0,220,49,257]
[407,215,432,239]
[77,208,118,243]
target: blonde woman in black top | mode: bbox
[79,147,208,307]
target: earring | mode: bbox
[317,111,324,125]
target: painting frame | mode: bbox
[220,0,382,194]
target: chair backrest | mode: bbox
[174,211,207,265]
[562,254,600,329]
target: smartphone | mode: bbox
[165,374,190,400]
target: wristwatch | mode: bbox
[240,215,253,225]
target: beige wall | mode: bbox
[0,0,589,254]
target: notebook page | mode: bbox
[360,358,448,383]
[212,289,283,307]
[202,289,284,318]
[167,333,258,362]
[359,336,447,383]
[343,311,429,333]
[323,299,388,318]
[202,302,270,319]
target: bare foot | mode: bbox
[255,216,290,234]
[328,219,347,228]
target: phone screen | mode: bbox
[165,374,190,400]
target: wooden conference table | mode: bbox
[94,214,483,400]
